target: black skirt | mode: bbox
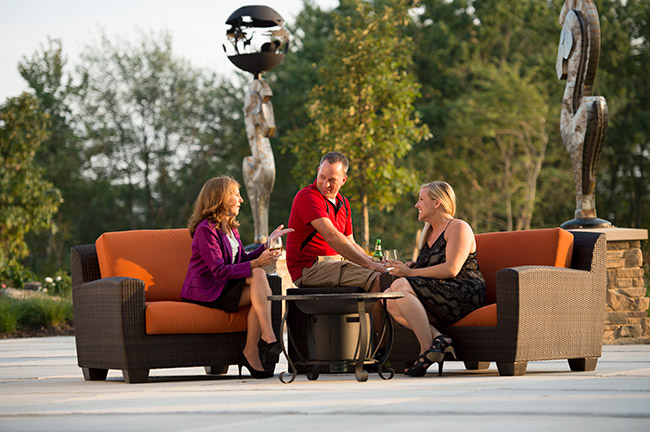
[182,278,247,313]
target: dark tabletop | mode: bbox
[268,292,405,301]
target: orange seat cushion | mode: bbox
[476,228,573,305]
[452,303,497,327]
[96,229,192,302]
[145,301,249,335]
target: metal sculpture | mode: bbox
[243,79,276,244]
[556,0,612,228]
[223,5,289,243]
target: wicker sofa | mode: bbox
[287,228,606,376]
[70,229,282,383]
[382,228,607,376]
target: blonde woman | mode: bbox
[384,181,486,376]
[181,176,292,378]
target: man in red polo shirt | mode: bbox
[286,152,385,292]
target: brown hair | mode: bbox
[187,176,240,237]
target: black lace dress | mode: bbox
[405,226,486,330]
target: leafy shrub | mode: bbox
[41,271,72,298]
[0,264,74,336]
[0,261,37,289]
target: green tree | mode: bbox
[285,0,430,248]
[77,30,198,228]
[172,74,250,233]
[76,30,249,234]
[0,93,62,268]
[410,0,562,232]
[445,62,550,231]
[593,0,650,229]
[18,38,86,273]
[269,0,337,232]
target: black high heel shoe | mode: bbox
[404,334,456,377]
[258,339,282,363]
[237,352,273,379]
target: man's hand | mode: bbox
[369,260,386,273]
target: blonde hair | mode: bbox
[188,176,240,237]
[418,181,457,249]
[422,181,456,216]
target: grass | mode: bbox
[0,299,21,334]
[0,296,73,336]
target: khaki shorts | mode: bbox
[294,256,381,292]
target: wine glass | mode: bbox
[268,236,283,253]
[267,236,283,276]
[384,250,398,270]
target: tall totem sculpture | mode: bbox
[556,0,612,229]
[224,6,289,244]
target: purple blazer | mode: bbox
[181,219,266,303]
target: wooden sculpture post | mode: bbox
[556,0,612,228]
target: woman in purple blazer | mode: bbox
[181,176,292,378]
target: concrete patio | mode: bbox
[1,336,649,431]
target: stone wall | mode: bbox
[594,229,650,344]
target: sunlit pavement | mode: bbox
[1,336,649,431]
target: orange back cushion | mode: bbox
[476,228,573,305]
[96,229,192,301]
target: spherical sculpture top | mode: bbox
[223,5,290,76]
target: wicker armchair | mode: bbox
[383,230,607,376]
[70,244,282,383]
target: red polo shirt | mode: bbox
[286,180,352,281]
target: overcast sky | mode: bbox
[0,0,338,102]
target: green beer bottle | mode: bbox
[372,239,383,262]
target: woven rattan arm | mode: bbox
[70,244,101,288]
[493,265,605,360]
[72,276,147,371]
[570,231,606,274]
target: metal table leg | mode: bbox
[305,312,319,380]
[354,300,369,382]
[278,300,298,384]
[377,298,395,380]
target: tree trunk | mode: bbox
[361,192,369,251]
[127,172,136,229]
[521,132,547,230]
[502,142,513,232]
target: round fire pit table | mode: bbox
[268,291,405,383]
